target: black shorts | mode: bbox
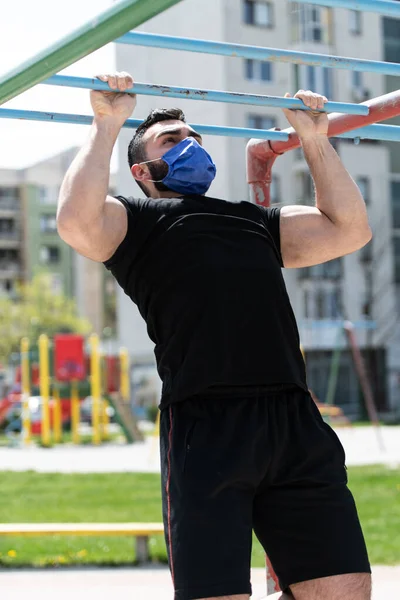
[160,387,371,600]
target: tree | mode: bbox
[0,272,93,365]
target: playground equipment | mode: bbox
[0,333,143,446]
[1,0,400,595]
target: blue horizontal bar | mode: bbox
[293,0,400,18]
[43,74,369,116]
[116,32,400,77]
[337,124,400,142]
[1,107,398,143]
[0,108,289,141]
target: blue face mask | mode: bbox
[142,137,217,196]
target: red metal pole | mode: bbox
[247,89,400,206]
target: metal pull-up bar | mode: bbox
[0,0,184,106]
[2,106,399,143]
[293,0,400,17]
[247,89,400,206]
[2,106,400,143]
[117,31,400,77]
[0,108,289,142]
[42,74,369,116]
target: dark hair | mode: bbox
[128,108,186,196]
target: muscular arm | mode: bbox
[56,72,135,262]
[280,137,372,268]
[56,119,127,262]
[57,118,119,225]
[303,136,369,230]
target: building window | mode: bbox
[296,172,314,204]
[40,214,58,233]
[349,10,362,35]
[39,185,60,206]
[323,67,333,100]
[40,246,60,264]
[299,258,343,281]
[245,59,273,82]
[260,61,272,81]
[290,3,332,44]
[303,289,310,318]
[393,237,400,283]
[294,64,333,99]
[359,239,373,264]
[307,66,316,91]
[357,177,371,205]
[303,286,342,319]
[0,219,15,236]
[0,187,19,199]
[244,0,274,27]
[39,187,50,206]
[0,187,20,208]
[352,71,363,89]
[350,71,369,102]
[247,114,277,130]
[271,175,281,204]
[0,280,13,294]
[329,288,342,318]
[383,18,400,63]
[0,249,19,273]
[392,181,400,229]
[315,289,325,318]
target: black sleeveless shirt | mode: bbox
[103,194,307,408]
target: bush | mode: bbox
[147,404,159,423]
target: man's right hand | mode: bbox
[90,71,137,126]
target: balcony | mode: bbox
[0,262,22,279]
[0,232,21,248]
[0,198,19,209]
[298,319,376,351]
[0,199,20,219]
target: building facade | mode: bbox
[114,0,400,417]
[0,148,118,339]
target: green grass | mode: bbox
[0,467,399,568]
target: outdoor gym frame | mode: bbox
[0,2,399,165]
[1,0,400,207]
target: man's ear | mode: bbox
[131,163,151,182]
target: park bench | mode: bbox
[0,523,164,563]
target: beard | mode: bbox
[148,159,173,193]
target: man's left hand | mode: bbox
[282,90,329,140]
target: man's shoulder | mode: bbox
[114,194,263,219]
[116,195,186,210]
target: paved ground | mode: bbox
[0,566,399,599]
[0,425,399,473]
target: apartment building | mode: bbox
[0,148,118,338]
[114,0,400,417]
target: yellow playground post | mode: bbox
[52,384,62,443]
[38,334,51,446]
[71,380,80,445]
[119,347,130,402]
